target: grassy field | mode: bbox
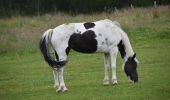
[0,6,170,100]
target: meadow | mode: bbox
[0,6,170,100]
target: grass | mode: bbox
[0,6,170,100]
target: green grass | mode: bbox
[0,6,170,100]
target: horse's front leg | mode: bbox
[110,47,118,85]
[103,53,110,85]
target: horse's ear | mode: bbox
[132,53,136,60]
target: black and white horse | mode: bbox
[39,19,138,92]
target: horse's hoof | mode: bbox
[112,80,118,86]
[62,88,68,92]
[112,82,118,86]
[103,79,109,86]
[57,86,68,92]
[56,89,62,93]
[61,86,68,92]
[103,82,109,86]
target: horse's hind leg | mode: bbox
[54,51,68,92]
[53,70,59,88]
[57,67,68,92]
[103,53,110,85]
[53,52,59,89]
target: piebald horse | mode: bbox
[39,19,138,92]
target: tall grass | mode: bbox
[0,6,169,55]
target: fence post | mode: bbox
[154,1,157,8]
[130,4,134,9]
[114,7,118,12]
[37,0,40,16]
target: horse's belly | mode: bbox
[95,35,119,53]
[96,45,110,53]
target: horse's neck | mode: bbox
[120,30,134,62]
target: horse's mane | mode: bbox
[119,29,134,59]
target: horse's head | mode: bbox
[124,53,138,83]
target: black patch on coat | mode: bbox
[117,40,126,59]
[124,54,138,82]
[65,46,71,55]
[55,52,59,61]
[83,22,95,29]
[68,30,97,53]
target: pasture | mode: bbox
[0,6,170,100]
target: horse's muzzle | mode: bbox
[128,76,138,83]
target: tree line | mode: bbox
[0,0,169,17]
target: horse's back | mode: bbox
[51,19,122,53]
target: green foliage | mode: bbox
[0,0,170,17]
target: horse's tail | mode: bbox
[39,29,67,69]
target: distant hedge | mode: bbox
[0,0,169,17]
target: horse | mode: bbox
[39,19,138,92]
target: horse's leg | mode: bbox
[110,47,118,85]
[57,67,68,92]
[55,51,68,92]
[53,52,59,89]
[103,53,110,85]
[53,70,59,89]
